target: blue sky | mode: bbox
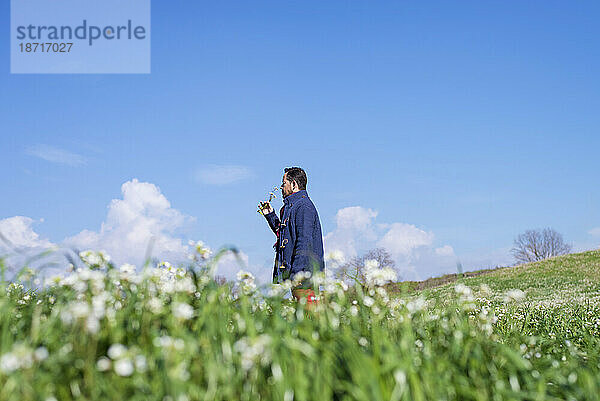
[1,1,599,282]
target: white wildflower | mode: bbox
[479,284,491,295]
[85,316,100,334]
[173,302,194,320]
[119,264,136,275]
[188,240,212,261]
[234,334,272,371]
[148,297,163,314]
[73,301,91,318]
[237,270,257,295]
[154,336,171,348]
[91,293,108,319]
[365,267,397,287]
[454,283,472,297]
[79,250,111,268]
[153,336,184,351]
[45,276,62,288]
[325,250,345,264]
[394,370,406,386]
[0,353,19,373]
[406,297,426,314]
[236,270,254,281]
[503,289,526,302]
[6,282,24,296]
[114,358,134,377]
[0,344,34,372]
[291,271,312,287]
[34,347,48,361]
[271,363,283,381]
[96,357,111,372]
[107,344,127,360]
[135,355,147,372]
[364,259,379,270]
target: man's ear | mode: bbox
[291,180,298,191]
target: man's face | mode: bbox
[281,173,294,198]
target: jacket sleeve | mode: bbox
[263,211,280,235]
[290,203,316,275]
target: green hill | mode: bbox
[407,249,600,305]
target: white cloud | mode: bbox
[588,227,600,237]
[0,216,54,251]
[435,245,455,256]
[0,216,60,277]
[323,207,378,259]
[26,144,86,166]
[324,206,456,280]
[377,223,434,256]
[194,165,253,185]
[64,179,194,266]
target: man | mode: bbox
[259,167,324,304]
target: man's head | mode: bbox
[281,167,307,198]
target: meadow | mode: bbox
[1,246,599,401]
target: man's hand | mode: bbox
[259,201,274,215]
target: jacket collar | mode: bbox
[283,189,307,205]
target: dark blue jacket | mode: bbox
[264,190,325,286]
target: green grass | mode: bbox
[0,249,599,400]
[421,249,600,304]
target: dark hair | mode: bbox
[284,167,307,190]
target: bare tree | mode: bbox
[335,248,397,285]
[511,228,571,264]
